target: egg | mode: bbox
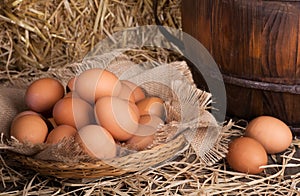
[25,78,65,113]
[126,115,162,150]
[66,77,76,92]
[64,91,79,98]
[139,114,164,128]
[46,125,77,144]
[226,137,268,174]
[75,68,122,103]
[12,110,56,133]
[75,125,116,159]
[129,101,140,117]
[126,128,155,151]
[53,97,95,129]
[117,82,135,102]
[134,115,164,136]
[10,114,48,144]
[12,110,40,123]
[121,80,146,102]
[94,96,140,141]
[136,97,165,118]
[45,117,58,130]
[245,116,293,154]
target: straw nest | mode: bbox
[0,0,300,195]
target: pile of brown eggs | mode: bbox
[10,68,166,160]
[226,116,293,174]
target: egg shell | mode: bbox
[12,110,40,123]
[121,80,146,102]
[66,77,76,92]
[139,114,164,128]
[134,115,164,136]
[75,68,122,103]
[44,117,58,131]
[75,125,117,159]
[126,128,155,151]
[117,83,135,102]
[126,114,163,150]
[10,114,48,144]
[64,91,80,98]
[12,110,55,133]
[46,125,77,144]
[245,116,293,154]
[94,96,140,141]
[129,101,140,117]
[25,78,65,113]
[136,97,165,118]
[226,137,268,174]
[53,97,95,129]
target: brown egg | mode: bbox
[10,114,48,144]
[126,114,163,150]
[245,116,293,154]
[139,115,164,128]
[117,82,135,102]
[75,125,116,159]
[46,125,77,144]
[94,96,140,141]
[129,101,140,117]
[136,97,165,118]
[12,110,56,133]
[121,80,146,102]
[134,115,164,136]
[66,76,76,92]
[53,97,95,129]
[64,91,79,98]
[12,110,40,123]
[45,117,58,131]
[75,68,122,103]
[126,128,155,151]
[25,78,64,113]
[226,137,268,174]
[64,92,73,98]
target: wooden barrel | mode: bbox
[182,0,300,136]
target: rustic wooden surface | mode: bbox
[182,0,300,135]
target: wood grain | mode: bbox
[182,0,300,135]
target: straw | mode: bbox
[0,0,299,195]
[1,126,299,195]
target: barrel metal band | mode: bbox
[222,74,300,95]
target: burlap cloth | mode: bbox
[0,53,226,166]
[0,87,27,137]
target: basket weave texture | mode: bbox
[10,135,186,178]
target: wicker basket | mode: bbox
[10,135,186,179]
[2,53,218,179]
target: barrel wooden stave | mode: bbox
[182,0,300,135]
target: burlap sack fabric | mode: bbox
[0,53,226,177]
[0,87,27,137]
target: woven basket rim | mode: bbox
[11,135,187,178]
